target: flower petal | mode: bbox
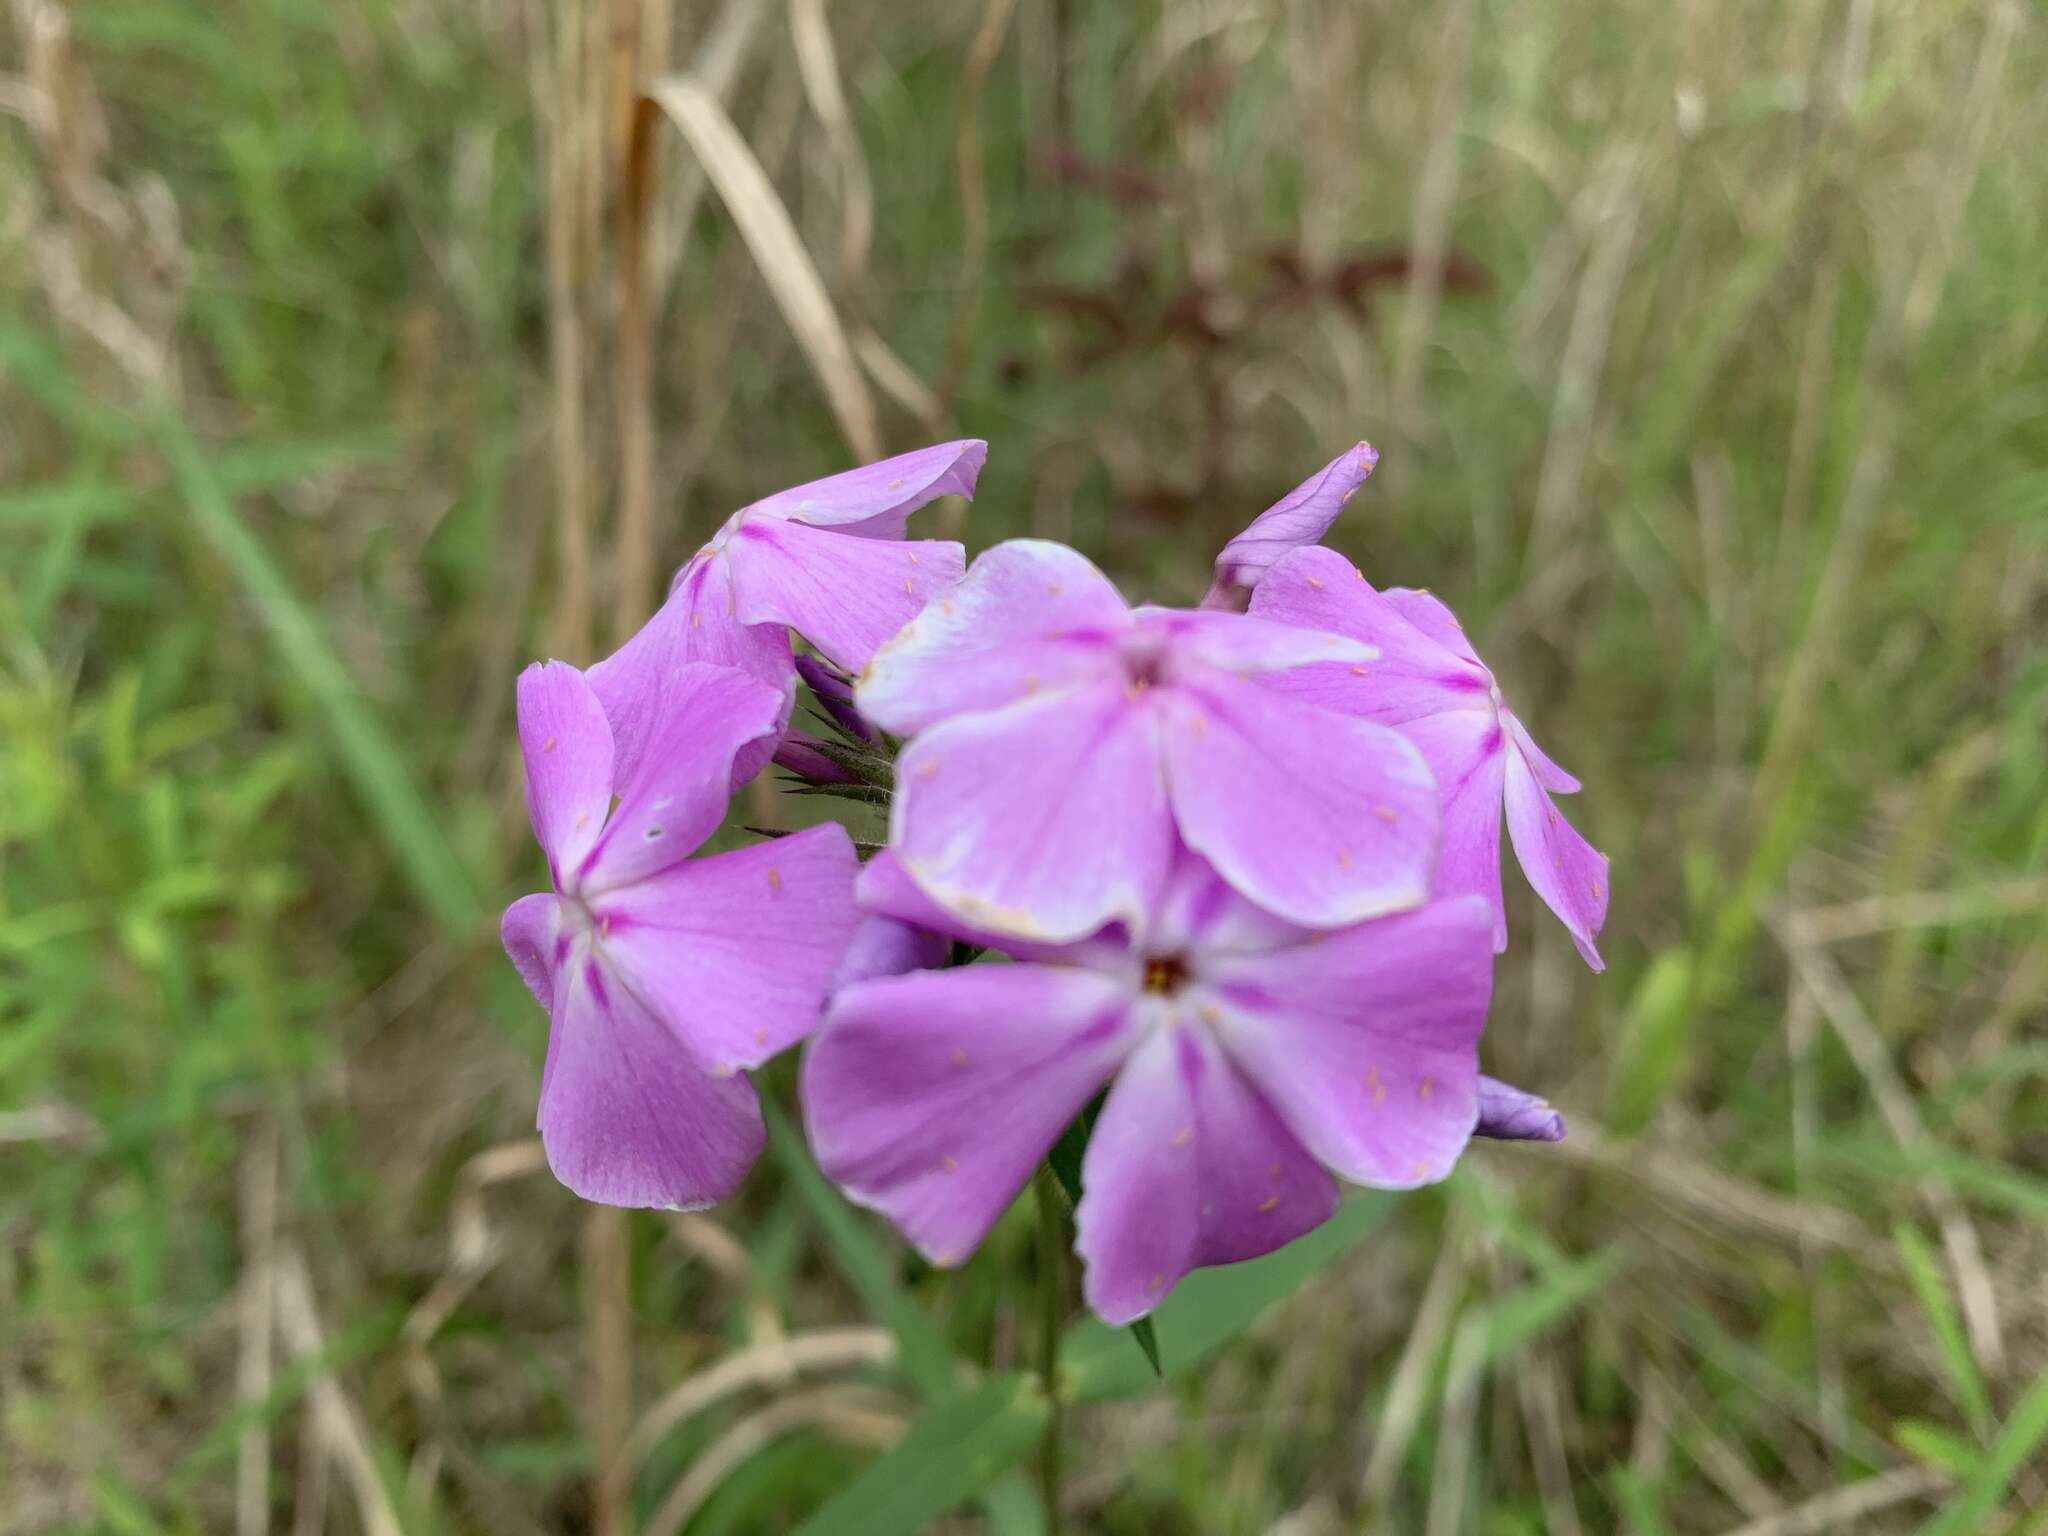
[742,439,987,537]
[538,948,764,1209]
[1203,897,1494,1188]
[1475,1076,1567,1142]
[802,964,1139,1266]
[516,660,614,886]
[587,558,795,789]
[580,663,786,892]
[832,913,950,989]
[1501,747,1609,970]
[1161,667,1439,929]
[597,824,860,1073]
[1504,710,1582,794]
[1142,605,1376,675]
[1400,710,1509,951]
[1202,441,1379,609]
[891,680,1174,945]
[856,850,1113,966]
[501,893,565,1009]
[1381,587,1482,665]
[729,517,965,675]
[1076,1018,1338,1324]
[1248,547,1488,724]
[856,539,1129,736]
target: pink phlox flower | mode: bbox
[501,658,859,1208]
[1248,545,1609,967]
[804,843,1548,1323]
[586,441,984,789]
[855,538,1442,943]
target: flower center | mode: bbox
[1142,954,1188,995]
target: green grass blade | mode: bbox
[1062,1192,1394,1401]
[1917,1370,2048,1536]
[1893,1222,1995,1441]
[792,1374,1048,1536]
[153,406,483,938]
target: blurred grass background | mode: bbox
[3,0,2046,1531]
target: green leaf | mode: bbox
[154,408,484,938]
[1893,1222,1995,1442]
[1062,1192,1395,1401]
[1471,1246,1627,1371]
[1894,1418,1986,1479]
[1916,1370,2048,1536]
[793,1374,1048,1536]
[763,1102,956,1398]
[1041,1098,1158,1375]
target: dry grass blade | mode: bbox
[1714,1465,1949,1536]
[1515,1346,1585,1536]
[623,1326,896,1473]
[647,72,880,459]
[273,1248,405,1536]
[237,1122,280,1536]
[1781,877,2048,947]
[585,1206,633,1536]
[789,0,874,291]
[1361,1233,1466,1505]
[642,1383,906,1536]
[1423,1313,1488,1536]
[1775,923,2005,1375]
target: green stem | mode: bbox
[1034,1164,1067,1536]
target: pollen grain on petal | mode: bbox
[574,811,590,830]
[1146,1272,1165,1293]
[904,577,916,595]
[767,866,783,892]
[690,611,702,628]
[542,736,557,752]
[1365,1066,1386,1104]
[1257,1195,1281,1213]
[753,1028,768,1045]
[1350,665,1370,677]
[1372,805,1396,823]
[1419,1075,1435,1103]
[1337,847,1353,868]
[949,1048,970,1069]
[917,758,941,779]
[938,1153,959,1173]
[1268,1162,1283,1180]
[1305,575,1325,589]
[907,550,920,565]
[1171,1126,1194,1149]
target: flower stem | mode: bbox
[1033,1163,1067,1536]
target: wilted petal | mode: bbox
[598,825,859,1073]
[857,539,1129,736]
[1161,668,1438,929]
[1501,748,1609,970]
[802,964,1138,1266]
[891,680,1174,944]
[743,439,987,539]
[1205,897,1494,1187]
[1400,710,1509,951]
[580,664,786,893]
[1076,1018,1338,1324]
[516,660,614,886]
[730,517,965,675]
[538,949,765,1209]
[1248,548,1488,724]
[1203,441,1379,609]
[1504,710,1582,794]
[500,893,564,1008]
[1475,1076,1567,1142]
[832,913,950,989]
[587,559,795,788]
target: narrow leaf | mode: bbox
[1062,1192,1394,1401]
[155,408,484,938]
[1894,1221,1995,1442]
[793,1375,1048,1536]
[1917,1370,2048,1536]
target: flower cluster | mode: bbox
[502,439,1605,1322]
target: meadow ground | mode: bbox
[2,1,2045,1532]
